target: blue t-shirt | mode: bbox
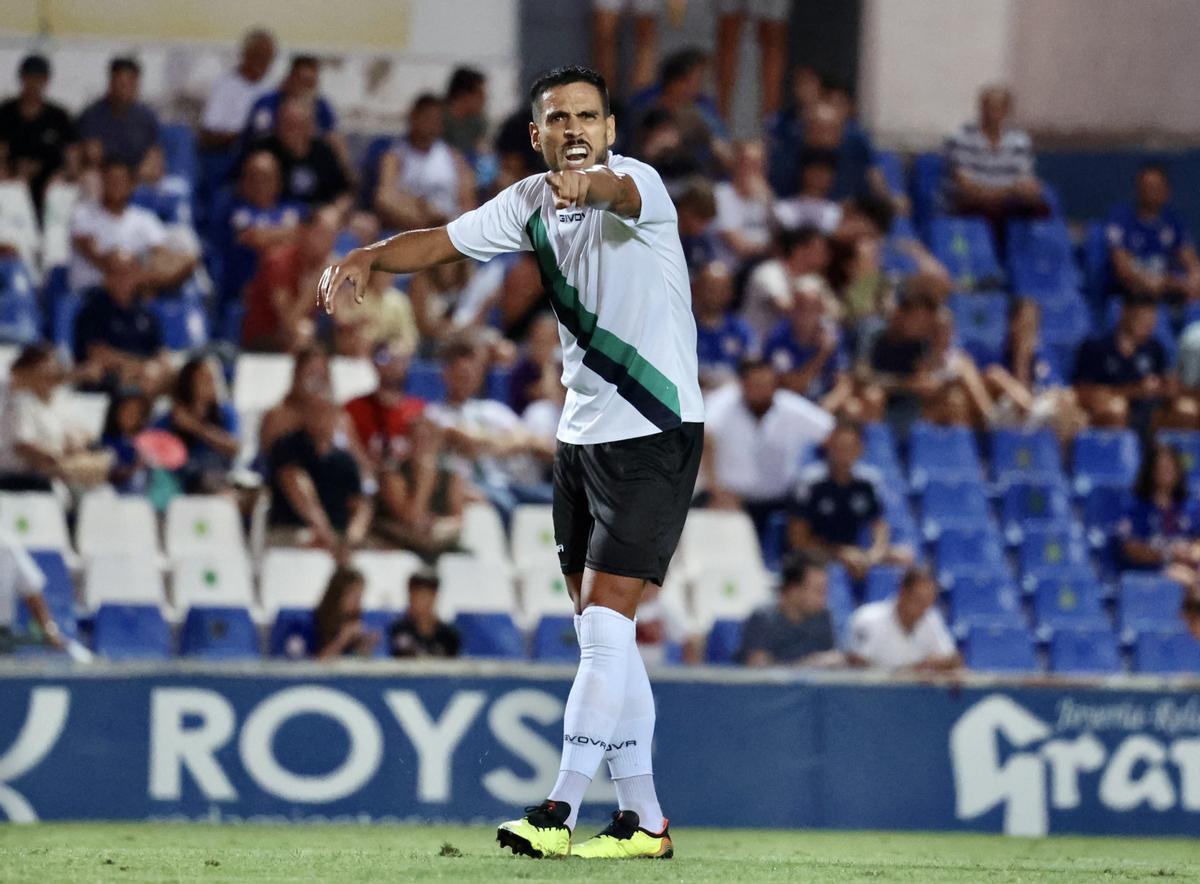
[696,314,755,373]
[101,433,148,495]
[762,320,844,398]
[219,199,304,301]
[243,90,337,142]
[1106,202,1194,278]
[1118,494,1200,569]
[766,108,876,199]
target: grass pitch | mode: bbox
[1,823,1196,883]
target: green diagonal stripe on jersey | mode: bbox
[525,210,682,430]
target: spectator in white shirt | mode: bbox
[847,565,961,671]
[69,159,196,295]
[199,29,277,150]
[0,531,65,654]
[703,358,834,538]
[713,139,775,267]
[774,149,841,234]
[741,225,830,342]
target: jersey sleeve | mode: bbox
[610,156,677,228]
[446,178,536,261]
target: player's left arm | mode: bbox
[545,166,642,218]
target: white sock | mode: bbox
[606,638,664,832]
[548,605,635,831]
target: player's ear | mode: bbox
[529,120,541,153]
[606,114,617,147]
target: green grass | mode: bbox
[1,823,1197,883]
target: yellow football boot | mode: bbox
[496,800,572,858]
[572,810,674,859]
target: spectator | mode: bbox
[69,159,196,296]
[407,252,502,349]
[773,149,841,234]
[847,565,961,671]
[1118,443,1200,592]
[738,552,840,667]
[0,151,39,273]
[507,312,562,416]
[492,105,543,189]
[714,0,791,120]
[789,420,914,581]
[693,261,755,388]
[243,54,339,142]
[156,356,240,494]
[266,396,372,554]
[1073,295,1172,430]
[251,98,350,212]
[77,57,160,169]
[99,387,152,495]
[867,289,940,431]
[344,342,465,556]
[199,29,277,150]
[0,54,79,217]
[427,338,554,520]
[942,85,1047,224]
[1182,587,1200,643]
[630,48,730,175]
[314,565,378,659]
[673,176,718,275]
[635,580,699,666]
[442,67,489,158]
[332,269,419,359]
[592,0,664,98]
[768,98,880,203]
[390,569,461,658]
[375,93,475,230]
[636,108,704,193]
[0,531,66,654]
[761,273,848,407]
[219,148,302,306]
[712,140,775,266]
[742,226,830,342]
[703,358,834,537]
[923,306,996,429]
[0,344,104,491]
[72,251,173,396]
[1106,163,1200,303]
[241,205,338,352]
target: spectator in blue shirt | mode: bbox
[77,57,160,169]
[156,356,240,494]
[767,97,883,204]
[1106,163,1200,303]
[762,274,845,406]
[1119,443,1200,591]
[243,54,337,141]
[693,261,754,388]
[218,149,302,304]
[1072,295,1173,430]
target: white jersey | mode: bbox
[447,153,703,444]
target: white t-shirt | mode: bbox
[69,201,167,292]
[848,598,956,669]
[427,397,539,487]
[0,531,46,629]
[0,180,41,275]
[704,383,833,502]
[742,258,794,342]
[713,181,773,265]
[0,389,73,473]
[774,196,841,235]
[446,153,703,444]
[202,70,272,134]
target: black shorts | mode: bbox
[553,422,703,586]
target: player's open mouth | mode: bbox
[563,144,590,167]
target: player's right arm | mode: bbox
[319,227,464,314]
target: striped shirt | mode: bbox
[943,123,1034,199]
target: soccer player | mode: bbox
[318,66,703,860]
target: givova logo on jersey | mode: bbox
[949,694,1200,835]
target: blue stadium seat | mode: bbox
[1080,221,1113,309]
[706,619,745,664]
[362,610,395,658]
[14,551,78,643]
[861,422,905,489]
[965,623,1039,673]
[926,216,1003,289]
[1118,573,1184,635]
[875,150,906,196]
[358,135,396,208]
[269,608,316,659]
[881,241,919,277]
[864,565,904,603]
[1080,486,1128,538]
[179,607,259,659]
[532,615,579,662]
[1072,429,1140,495]
[935,527,1008,582]
[486,366,513,403]
[760,509,790,574]
[990,428,1065,485]
[93,604,172,660]
[405,358,447,402]
[1048,626,1121,674]
[910,152,945,230]
[1019,527,1090,583]
[1031,574,1107,634]
[909,422,984,490]
[0,257,40,344]
[878,485,919,549]
[825,563,856,643]
[148,293,209,350]
[1006,218,1079,296]
[159,122,198,188]
[1034,291,1092,364]
[1133,630,1200,674]
[1159,431,1200,484]
[999,480,1072,543]
[948,291,1008,366]
[456,612,525,659]
[921,478,992,539]
[946,571,1024,634]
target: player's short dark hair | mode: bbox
[847,191,895,236]
[410,92,443,114]
[659,48,708,87]
[110,56,140,77]
[528,65,610,119]
[776,225,823,256]
[409,568,440,592]
[19,54,50,78]
[447,66,486,100]
[900,565,936,594]
[290,54,320,72]
[780,551,821,589]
